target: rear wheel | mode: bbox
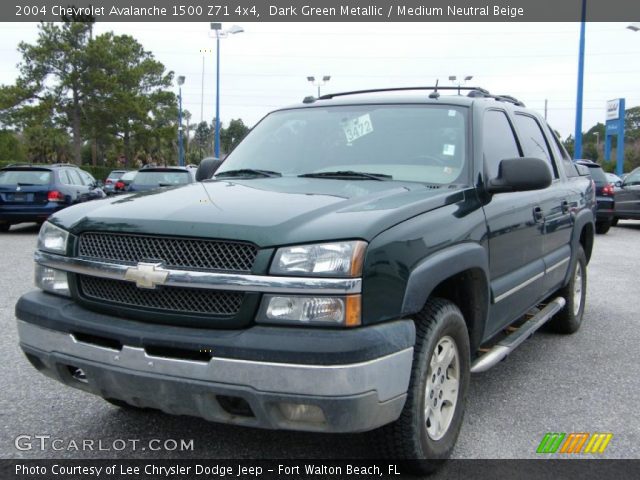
[375,298,470,473]
[548,246,587,334]
[0,223,10,232]
[611,217,619,227]
[595,221,611,234]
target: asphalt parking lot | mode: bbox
[1,221,639,462]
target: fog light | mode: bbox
[278,403,326,424]
[35,264,70,297]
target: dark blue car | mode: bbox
[0,163,105,232]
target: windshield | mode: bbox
[132,171,190,186]
[107,171,125,180]
[0,170,52,186]
[121,172,137,181]
[217,105,469,185]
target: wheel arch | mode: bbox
[402,243,490,353]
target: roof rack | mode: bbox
[466,90,525,107]
[317,86,490,101]
[305,86,524,107]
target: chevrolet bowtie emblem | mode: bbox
[124,262,169,289]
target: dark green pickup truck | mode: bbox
[16,87,595,470]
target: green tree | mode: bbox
[83,32,175,167]
[221,118,249,153]
[563,135,575,158]
[625,106,640,142]
[193,121,213,158]
[0,130,26,162]
[12,21,93,164]
[582,143,599,162]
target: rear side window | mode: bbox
[78,170,95,186]
[0,169,52,185]
[482,110,520,179]
[58,170,72,185]
[67,169,83,185]
[514,114,558,178]
[587,166,607,186]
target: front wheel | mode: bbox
[375,298,470,473]
[611,217,619,227]
[0,223,10,232]
[548,246,587,334]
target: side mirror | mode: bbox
[487,157,552,194]
[95,180,104,188]
[196,157,224,182]
[615,180,623,188]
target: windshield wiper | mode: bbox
[298,170,392,181]
[17,182,36,186]
[215,169,281,178]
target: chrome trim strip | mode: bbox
[494,271,545,303]
[18,320,412,402]
[546,256,570,274]
[34,250,362,295]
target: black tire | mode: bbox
[196,157,224,181]
[611,217,619,227]
[595,221,610,234]
[375,298,470,474]
[0,223,10,232]
[548,246,587,334]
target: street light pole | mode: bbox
[574,0,587,160]
[215,31,221,158]
[210,23,244,159]
[448,75,473,95]
[177,75,185,166]
[307,75,331,97]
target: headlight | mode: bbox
[258,294,361,327]
[35,264,70,297]
[37,221,69,254]
[270,241,367,277]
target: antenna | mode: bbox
[429,79,440,99]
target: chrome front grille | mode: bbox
[78,275,243,316]
[78,232,257,272]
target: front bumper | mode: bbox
[16,291,415,433]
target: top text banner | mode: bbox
[6,0,640,22]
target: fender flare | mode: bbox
[401,242,490,316]
[565,208,595,284]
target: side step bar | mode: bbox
[470,297,566,373]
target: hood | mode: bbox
[52,177,466,247]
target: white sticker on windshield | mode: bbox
[443,144,456,156]
[342,114,373,143]
[448,110,457,117]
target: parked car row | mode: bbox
[575,160,640,234]
[0,163,198,231]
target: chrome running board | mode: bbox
[470,297,566,373]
